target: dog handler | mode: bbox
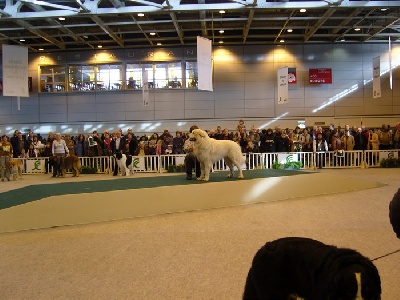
[0,135,12,182]
[184,125,201,180]
[51,133,70,177]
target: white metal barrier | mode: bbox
[18,149,400,175]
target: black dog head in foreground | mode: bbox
[243,237,381,300]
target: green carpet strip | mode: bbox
[0,169,308,210]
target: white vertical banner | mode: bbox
[277,67,288,104]
[389,37,393,90]
[373,56,381,98]
[2,45,29,98]
[142,70,149,106]
[197,36,213,91]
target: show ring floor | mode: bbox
[0,169,386,233]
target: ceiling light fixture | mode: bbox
[354,28,361,31]
[381,8,388,11]
[219,40,224,44]
[157,42,162,46]
[58,17,65,21]
[219,30,224,34]
[219,10,225,14]
[300,9,306,13]
[280,39,285,43]
[150,32,156,36]
[39,48,44,51]
[340,38,345,42]
[287,29,293,33]
[97,45,102,48]
[138,13,144,17]
[19,39,25,42]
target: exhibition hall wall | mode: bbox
[0,43,399,136]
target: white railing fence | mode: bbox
[18,149,400,175]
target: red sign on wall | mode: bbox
[309,68,332,84]
[288,68,297,84]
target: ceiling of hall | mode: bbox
[0,0,400,52]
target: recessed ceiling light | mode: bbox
[138,13,144,17]
[354,28,361,31]
[150,32,156,36]
[219,30,224,34]
[300,9,306,13]
[219,10,225,14]
[97,45,102,48]
[287,29,293,33]
[58,17,65,21]
[19,39,25,42]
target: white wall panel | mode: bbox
[97,112,126,122]
[215,108,244,118]
[185,109,215,119]
[155,110,184,120]
[40,113,67,123]
[184,100,214,110]
[215,99,244,109]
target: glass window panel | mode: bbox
[154,63,167,88]
[143,63,154,88]
[185,61,198,88]
[126,63,142,89]
[109,64,122,90]
[167,62,182,88]
[39,65,66,92]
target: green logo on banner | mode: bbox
[32,160,41,171]
[133,157,140,168]
[286,154,294,163]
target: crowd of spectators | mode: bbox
[2,120,400,160]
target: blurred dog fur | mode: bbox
[9,159,23,181]
[244,237,381,300]
[49,155,81,177]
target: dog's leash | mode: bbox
[371,248,400,261]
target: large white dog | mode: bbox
[190,128,245,181]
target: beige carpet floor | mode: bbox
[0,168,399,299]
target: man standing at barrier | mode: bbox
[0,135,13,181]
[184,125,201,180]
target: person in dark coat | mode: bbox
[184,125,201,180]
[389,188,400,239]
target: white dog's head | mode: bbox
[190,129,209,142]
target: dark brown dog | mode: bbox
[49,155,81,177]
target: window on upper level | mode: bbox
[39,66,66,92]
[185,61,198,88]
[68,64,122,92]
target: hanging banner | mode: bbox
[2,45,29,97]
[288,68,297,84]
[197,36,213,91]
[309,68,332,84]
[373,56,381,98]
[142,70,149,106]
[277,67,288,104]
